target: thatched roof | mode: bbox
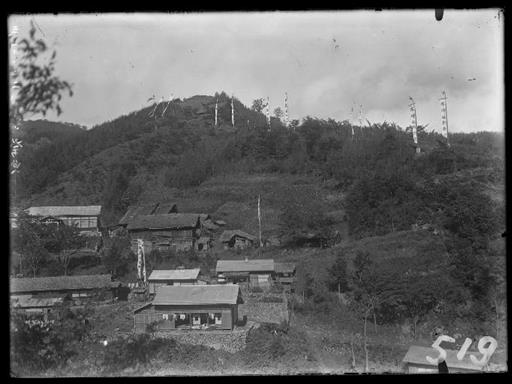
[153,202,178,215]
[127,214,200,231]
[118,204,159,225]
[219,230,257,243]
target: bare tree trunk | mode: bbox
[373,309,377,334]
[364,313,369,373]
[494,298,500,341]
[350,337,356,371]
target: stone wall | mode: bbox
[153,323,254,353]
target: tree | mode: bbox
[279,186,333,246]
[9,20,73,123]
[100,234,133,278]
[251,98,264,113]
[12,212,49,277]
[9,20,73,205]
[273,107,284,121]
[328,253,349,293]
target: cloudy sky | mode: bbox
[9,10,503,133]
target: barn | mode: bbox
[10,274,120,305]
[148,268,201,294]
[402,345,486,373]
[126,213,201,253]
[219,230,257,250]
[216,259,274,288]
[133,284,244,332]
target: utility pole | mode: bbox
[284,92,289,128]
[440,90,450,147]
[408,97,421,154]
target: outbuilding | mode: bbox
[402,345,486,373]
[274,262,296,291]
[148,268,201,294]
[133,284,244,332]
[216,259,274,288]
[219,230,257,250]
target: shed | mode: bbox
[148,268,200,294]
[402,345,486,373]
[219,230,257,250]
[274,262,296,290]
[134,284,243,332]
[216,259,274,286]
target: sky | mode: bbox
[9,10,504,133]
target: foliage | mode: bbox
[328,253,349,292]
[100,234,134,278]
[279,185,334,246]
[11,212,50,277]
[10,306,91,374]
[9,21,73,123]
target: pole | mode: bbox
[258,195,263,247]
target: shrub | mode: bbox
[10,307,91,375]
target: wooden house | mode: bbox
[402,345,486,373]
[10,274,120,306]
[133,284,244,332]
[274,262,296,291]
[216,259,274,288]
[117,202,178,228]
[219,230,257,250]
[127,213,201,253]
[25,206,103,234]
[148,268,200,294]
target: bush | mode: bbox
[10,307,91,375]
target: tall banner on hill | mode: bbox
[231,95,235,127]
[266,97,271,128]
[440,91,450,146]
[215,98,218,126]
[162,94,173,117]
[137,239,143,281]
[137,238,147,284]
[409,97,420,153]
[284,92,289,128]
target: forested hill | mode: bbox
[14,92,504,238]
